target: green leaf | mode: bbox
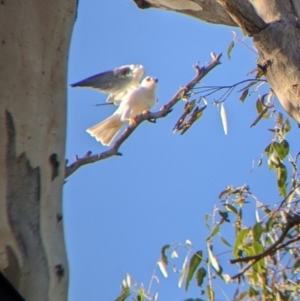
[273,141,289,160]
[276,164,287,188]
[196,267,206,287]
[276,164,287,196]
[239,89,249,102]
[256,98,263,113]
[223,204,237,214]
[278,112,284,124]
[234,291,248,301]
[243,244,254,257]
[136,289,145,301]
[221,273,231,283]
[178,254,189,288]
[185,251,203,291]
[188,106,206,125]
[114,286,130,301]
[280,140,289,158]
[220,103,228,135]
[268,153,280,169]
[220,235,232,247]
[157,260,168,278]
[206,285,215,301]
[279,185,287,198]
[227,40,235,60]
[284,118,291,132]
[250,107,268,127]
[160,244,170,265]
[249,286,259,297]
[204,214,209,223]
[238,208,242,220]
[264,143,274,157]
[206,224,220,241]
[265,217,274,232]
[171,250,178,258]
[273,142,283,160]
[208,246,221,273]
[233,228,250,258]
[252,241,264,255]
[218,210,230,222]
[185,239,193,247]
[252,222,263,242]
[218,189,229,199]
[292,258,300,273]
[126,274,131,288]
[257,158,262,167]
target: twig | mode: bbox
[229,215,300,280]
[192,79,265,97]
[231,234,300,280]
[230,214,300,264]
[65,53,222,179]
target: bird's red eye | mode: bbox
[146,77,151,81]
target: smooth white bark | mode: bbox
[0,0,76,300]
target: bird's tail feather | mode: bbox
[87,115,123,146]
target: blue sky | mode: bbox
[65,1,298,300]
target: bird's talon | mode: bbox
[129,118,138,126]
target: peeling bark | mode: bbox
[5,110,49,300]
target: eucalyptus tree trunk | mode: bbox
[0,0,76,300]
[134,0,300,125]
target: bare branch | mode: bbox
[65,53,222,179]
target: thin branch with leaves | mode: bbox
[65,53,222,178]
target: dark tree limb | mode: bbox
[65,53,222,179]
[217,0,267,36]
[231,214,300,264]
[230,214,300,280]
[231,234,300,280]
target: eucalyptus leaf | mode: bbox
[196,267,207,287]
[185,251,203,291]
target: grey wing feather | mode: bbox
[70,66,133,94]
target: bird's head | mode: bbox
[141,76,158,90]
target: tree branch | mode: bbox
[65,53,222,179]
[230,214,300,265]
[230,233,300,280]
[217,0,267,36]
[132,0,237,26]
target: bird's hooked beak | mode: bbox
[155,78,158,83]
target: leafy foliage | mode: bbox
[114,106,300,300]
[113,42,300,301]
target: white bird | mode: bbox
[70,64,145,105]
[87,76,158,146]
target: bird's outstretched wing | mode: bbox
[86,76,158,146]
[70,64,145,105]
